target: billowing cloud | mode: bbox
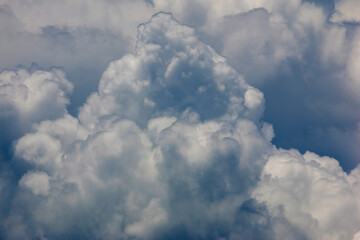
[0,68,72,122]
[0,12,359,240]
[1,0,360,170]
[0,4,130,115]
[1,1,360,239]
[8,13,272,239]
[254,149,360,240]
[78,13,264,129]
[0,67,73,160]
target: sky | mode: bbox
[1,0,360,239]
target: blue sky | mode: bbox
[1,0,360,239]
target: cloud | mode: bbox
[78,13,265,129]
[0,67,72,122]
[0,4,131,115]
[0,0,153,36]
[331,0,360,23]
[253,149,360,239]
[347,29,360,93]
[2,12,359,240]
[19,171,50,196]
[5,13,274,239]
[148,0,360,172]
[205,0,360,171]
[209,7,301,85]
[0,67,73,161]
[2,0,360,171]
[1,3,360,240]
[153,0,360,172]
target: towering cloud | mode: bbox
[1,0,360,171]
[9,13,271,239]
[0,12,358,240]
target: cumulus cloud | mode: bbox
[150,0,360,171]
[0,12,358,240]
[0,67,72,122]
[0,4,130,115]
[1,2,360,240]
[209,0,360,171]
[78,13,264,129]
[6,13,275,239]
[0,67,73,160]
[254,149,360,239]
[2,0,360,170]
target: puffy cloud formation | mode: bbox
[9,13,271,239]
[0,67,73,160]
[0,3,130,115]
[0,12,359,240]
[254,149,360,240]
[0,68,72,123]
[152,0,360,171]
[78,13,264,129]
[1,0,360,170]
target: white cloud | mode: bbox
[0,68,72,123]
[253,149,360,240]
[331,0,360,23]
[0,67,73,156]
[1,2,360,240]
[9,13,274,239]
[10,11,360,239]
[19,171,50,196]
[79,13,263,129]
[1,0,359,172]
[244,87,264,110]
